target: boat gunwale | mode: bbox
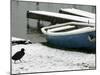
[41,22,95,36]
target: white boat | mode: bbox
[59,8,95,19]
[27,10,95,24]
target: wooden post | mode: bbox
[27,11,30,34]
[16,0,19,6]
[88,20,89,24]
[36,2,41,32]
[37,19,41,32]
[36,2,39,10]
[73,4,77,9]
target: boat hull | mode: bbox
[47,31,96,50]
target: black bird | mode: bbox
[12,48,25,63]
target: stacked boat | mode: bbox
[41,8,96,50]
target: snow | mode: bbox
[12,43,95,74]
[12,37,25,41]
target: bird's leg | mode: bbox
[19,59,22,63]
[21,59,24,62]
[20,59,25,63]
[14,61,16,64]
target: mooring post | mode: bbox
[37,19,41,32]
[88,20,89,24]
[27,11,30,34]
[36,2,41,32]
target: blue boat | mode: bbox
[41,22,96,50]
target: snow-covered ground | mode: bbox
[11,43,95,74]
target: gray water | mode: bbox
[11,0,96,42]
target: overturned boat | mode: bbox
[41,22,96,50]
[59,8,95,19]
